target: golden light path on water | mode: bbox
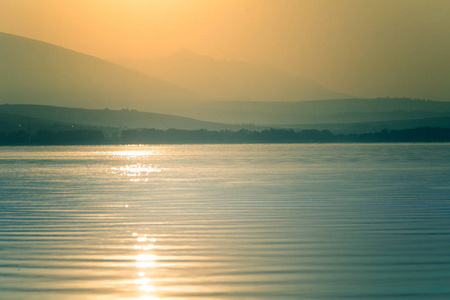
[110,148,161,299]
[133,233,158,300]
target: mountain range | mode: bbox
[0,32,201,112]
[0,104,255,132]
[1,32,450,132]
[112,49,348,102]
[185,98,450,125]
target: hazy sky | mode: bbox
[1,0,449,100]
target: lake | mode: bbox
[0,144,449,300]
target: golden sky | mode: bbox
[1,0,449,100]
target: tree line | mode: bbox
[0,127,449,145]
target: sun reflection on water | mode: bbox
[132,233,159,300]
[111,150,158,159]
[111,164,162,182]
[106,147,166,182]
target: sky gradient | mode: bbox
[1,0,449,100]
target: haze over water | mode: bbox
[0,144,449,299]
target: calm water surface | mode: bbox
[0,144,449,299]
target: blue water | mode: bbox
[0,144,449,299]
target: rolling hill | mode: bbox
[2,32,449,129]
[0,112,88,132]
[271,117,450,134]
[163,98,450,125]
[0,104,257,131]
[0,32,203,112]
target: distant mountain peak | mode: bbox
[167,48,218,64]
[113,50,350,102]
[171,47,197,56]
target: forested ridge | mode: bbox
[1,127,449,145]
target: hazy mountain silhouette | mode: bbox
[112,49,349,102]
[2,33,449,129]
[0,104,258,131]
[0,32,204,112]
[173,98,450,125]
[271,117,450,134]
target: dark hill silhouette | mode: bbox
[0,104,258,131]
[0,112,89,132]
[272,117,450,134]
[175,98,450,125]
